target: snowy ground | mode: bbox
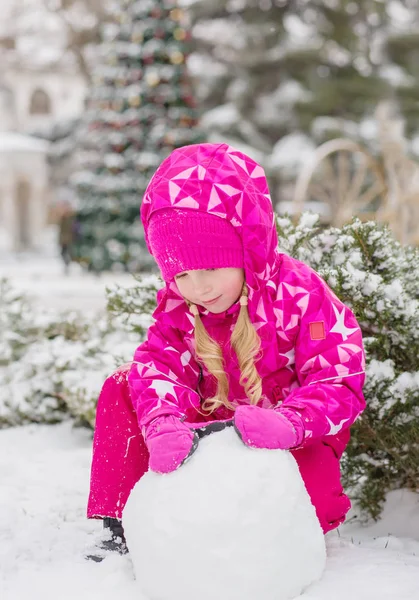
[1,246,419,599]
[1,422,418,600]
[0,232,137,313]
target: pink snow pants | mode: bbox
[87,365,351,534]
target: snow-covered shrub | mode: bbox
[106,273,160,338]
[0,276,158,429]
[276,214,419,519]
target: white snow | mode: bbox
[390,371,419,396]
[367,358,396,382]
[255,82,313,130]
[200,103,241,130]
[383,279,403,301]
[379,64,415,88]
[269,133,316,175]
[283,14,316,40]
[0,422,139,600]
[193,19,246,49]
[1,422,419,600]
[123,428,326,600]
[0,0,96,71]
[311,117,359,141]
[277,200,331,219]
[187,51,229,79]
[386,1,413,27]
[0,132,49,153]
[0,241,136,312]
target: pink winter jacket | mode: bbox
[128,143,366,460]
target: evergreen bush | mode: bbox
[276,214,419,519]
[0,277,155,429]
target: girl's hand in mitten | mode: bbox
[144,415,199,474]
[234,405,304,450]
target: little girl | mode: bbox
[87,143,365,559]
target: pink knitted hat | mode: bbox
[147,208,244,281]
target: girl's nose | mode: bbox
[193,274,212,295]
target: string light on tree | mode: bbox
[170,51,184,65]
[169,8,184,22]
[174,28,186,41]
[129,96,142,107]
[146,71,161,87]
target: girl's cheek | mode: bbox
[174,280,184,297]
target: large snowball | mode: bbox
[123,428,326,600]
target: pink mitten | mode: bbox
[234,405,304,450]
[144,415,199,474]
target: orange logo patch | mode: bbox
[310,321,326,340]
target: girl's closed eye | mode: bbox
[175,273,187,280]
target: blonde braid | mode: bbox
[230,285,263,405]
[189,303,234,413]
[189,283,262,413]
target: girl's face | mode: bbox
[174,268,245,314]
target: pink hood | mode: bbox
[141,143,280,331]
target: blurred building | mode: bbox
[0,68,85,252]
[0,0,88,252]
[1,66,86,134]
[0,131,49,252]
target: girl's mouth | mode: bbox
[202,296,221,306]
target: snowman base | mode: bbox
[123,428,326,600]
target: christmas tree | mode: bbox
[72,0,205,272]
